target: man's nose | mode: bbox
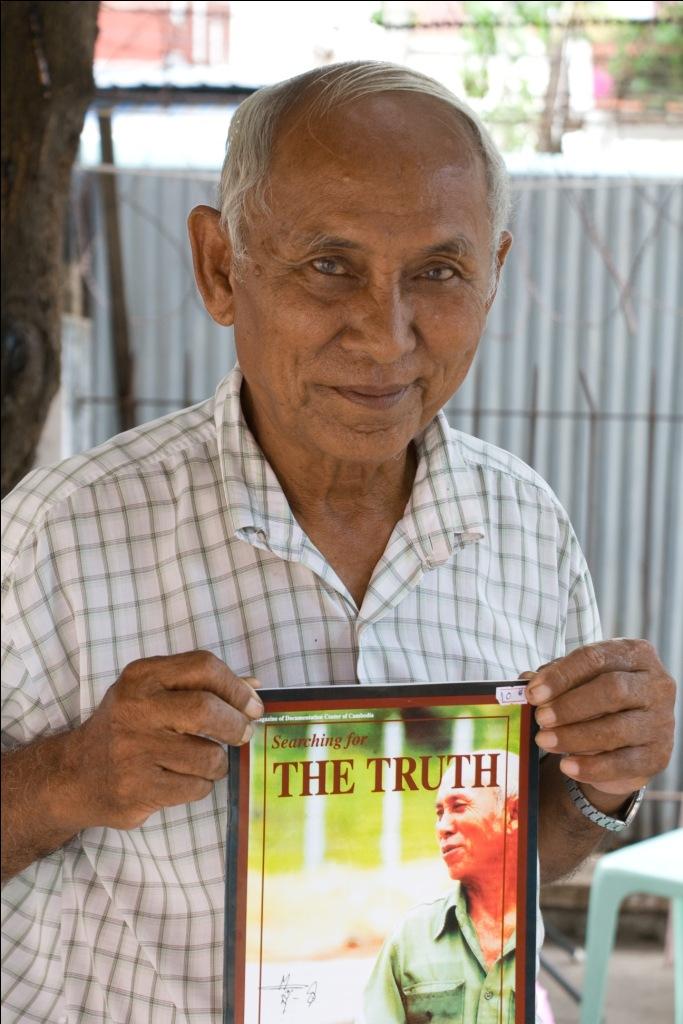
[436,814,451,838]
[343,282,417,362]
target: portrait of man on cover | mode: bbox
[363,749,519,1023]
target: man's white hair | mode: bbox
[218,60,511,276]
[438,748,520,810]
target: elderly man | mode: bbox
[1,61,675,1024]
[363,751,520,1023]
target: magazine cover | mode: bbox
[225,682,538,1024]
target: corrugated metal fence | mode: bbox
[67,167,683,834]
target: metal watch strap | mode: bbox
[563,777,645,832]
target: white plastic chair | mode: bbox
[579,828,683,1024]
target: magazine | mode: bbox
[225,682,538,1024]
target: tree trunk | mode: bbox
[1,1,99,497]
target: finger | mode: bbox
[153,733,229,780]
[535,709,659,755]
[533,672,650,728]
[151,768,215,807]
[120,652,264,718]
[107,771,218,829]
[526,639,659,705]
[556,747,652,791]
[153,689,257,745]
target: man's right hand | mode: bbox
[1,651,264,881]
[71,651,263,830]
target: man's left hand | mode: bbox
[526,639,676,804]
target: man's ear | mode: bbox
[187,205,236,326]
[485,230,513,312]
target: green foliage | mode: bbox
[371,6,418,29]
[605,7,683,108]
[458,0,571,151]
[370,2,683,151]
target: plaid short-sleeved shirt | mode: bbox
[1,366,600,1023]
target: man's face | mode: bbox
[225,92,509,466]
[435,780,509,884]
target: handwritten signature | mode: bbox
[261,974,318,1015]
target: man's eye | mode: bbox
[311,257,346,276]
[422,265,457,281]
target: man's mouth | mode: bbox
[440,843,463,859]
[332,385,410,409]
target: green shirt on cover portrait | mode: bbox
[363,886,516,1024]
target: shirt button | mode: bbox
[484,990,494,1000]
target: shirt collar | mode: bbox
[433,883,467,941]
[434,883,517,960]
[214,366,307,560]
[402,410,485,568]
[214,365,485,566]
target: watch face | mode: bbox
[623,788,645,825]
[564,779,645,833]
[601,788,644,830]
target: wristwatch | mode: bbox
[564,777,645,832]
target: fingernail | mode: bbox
[246,695,264,719]
[535,730,558,749]
[528,683,552,703]
[240,723,254,744]
[562,759,579,776]
[536,707,556,727]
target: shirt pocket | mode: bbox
[403,979,465,1023]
